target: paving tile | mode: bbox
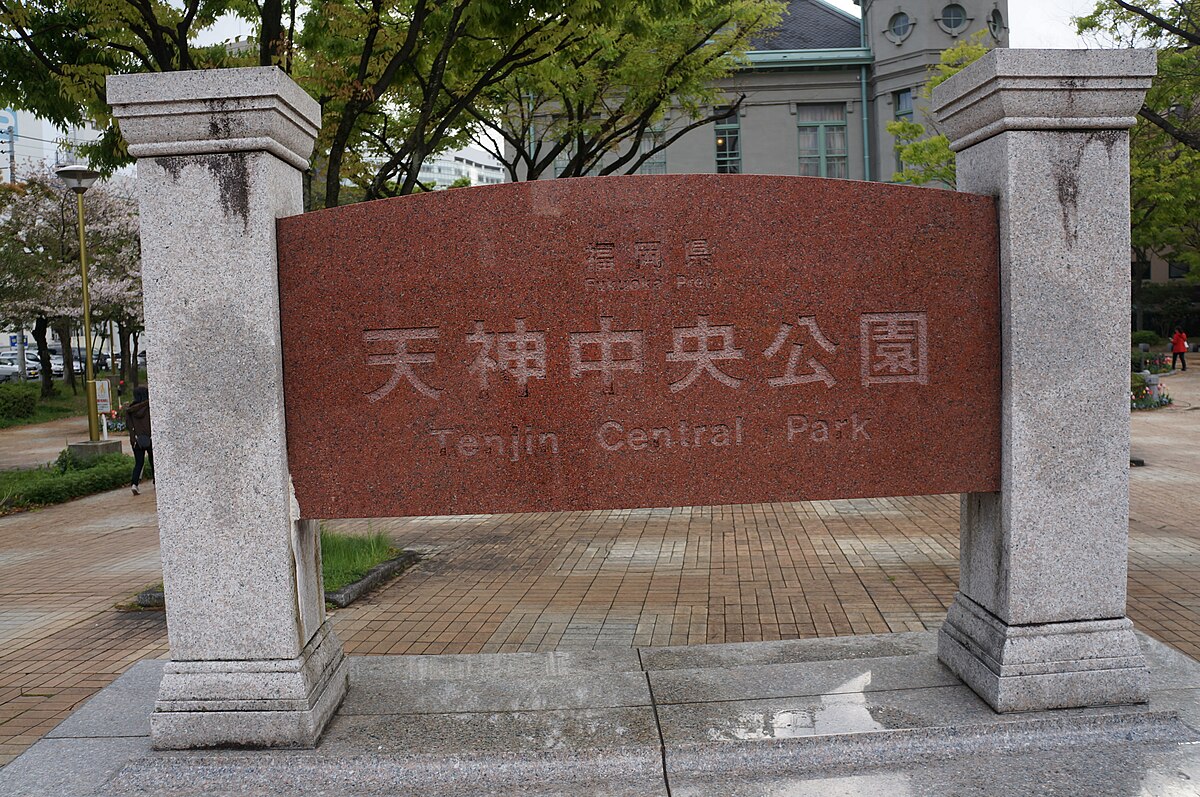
[6,371,1200,768]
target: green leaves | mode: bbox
[1077,0,1200,275]
[885,32,991,186]
[481,0,784,180]
[886,121,955,186]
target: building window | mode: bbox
[637,128,667,175]
[715,107,741,174]
[552,145,571,177]
[797,104,848,179]
[886,12,914,43]
[937,4,969,34]
[894,90,914,173]
[987,8,1005,40]
[1170,261,1191,279]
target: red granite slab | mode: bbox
[277,175,999,518]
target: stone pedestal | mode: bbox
[107,68,346,748]
[931,49,1157,711]
[67,440,122,461]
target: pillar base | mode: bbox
[938,593,1149,713]
[67,440,123,461]
[151,621,347,749]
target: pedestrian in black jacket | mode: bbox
[125,386,153,495]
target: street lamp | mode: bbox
[56,163,102,442]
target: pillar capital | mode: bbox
[932,48,1157,152]
[108,67,321,170]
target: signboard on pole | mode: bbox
[95,379,111,413]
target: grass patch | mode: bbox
[0,449,135,511]
[124,529,407,611]
[321,526,400,594]
[0,381,88,429]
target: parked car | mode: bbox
[0,359,18,382]
[0,354,38,379]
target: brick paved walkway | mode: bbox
[0,486,165,767]
[2,370,1199,766]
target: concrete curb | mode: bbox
[326,551,420,608]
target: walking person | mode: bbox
[1172,328,1189,372]
[125,386,153,495]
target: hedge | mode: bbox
[1131,330,1164,347]
[0,452,135,510]
[0,384,38,420]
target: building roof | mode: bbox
[751,0,863,51]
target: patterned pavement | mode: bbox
[1,369,1198,766]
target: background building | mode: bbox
[416,145,507,189]
[0,107,98,181]
[511,0,1007,183]
[656,0,1009,182]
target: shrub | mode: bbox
[1131,330,1164,347]
[18,459,131,505]
[1131,351,1172,374]
[0,384,38,419]
[0,451,134,510]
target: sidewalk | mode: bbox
[0,484,164,766]
[4,631,1200,796]
[2,371,1199,768]
[0,415,131,471]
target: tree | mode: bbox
[0,169,142,394]
[1077,0,1200,296]
[81,175,144,387]
[1076,0,1200,152]
[884,32,991,186]
[468,0,784,181]
[0,0,265,172]
[4,0,785,208]
[0,169,83,394]
[302,0,610,205]
[1135,281,1200,335]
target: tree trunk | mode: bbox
[324,102,368,208]
[118,322,133,395]
[55,321,77,393]
[131,333,141,388]
[260,0,284,66]
[32,316,54,398]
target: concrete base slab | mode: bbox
[4,630,1200,796]
[939,593,1151,711]
[67,439,123,461]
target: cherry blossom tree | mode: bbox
[0,167,142,395]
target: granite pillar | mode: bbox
[931,49,1157,711]
[107,68,347,748]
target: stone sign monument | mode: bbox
[107,47,1155,750]
[277,177,1000,518]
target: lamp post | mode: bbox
[56,164,101,442]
